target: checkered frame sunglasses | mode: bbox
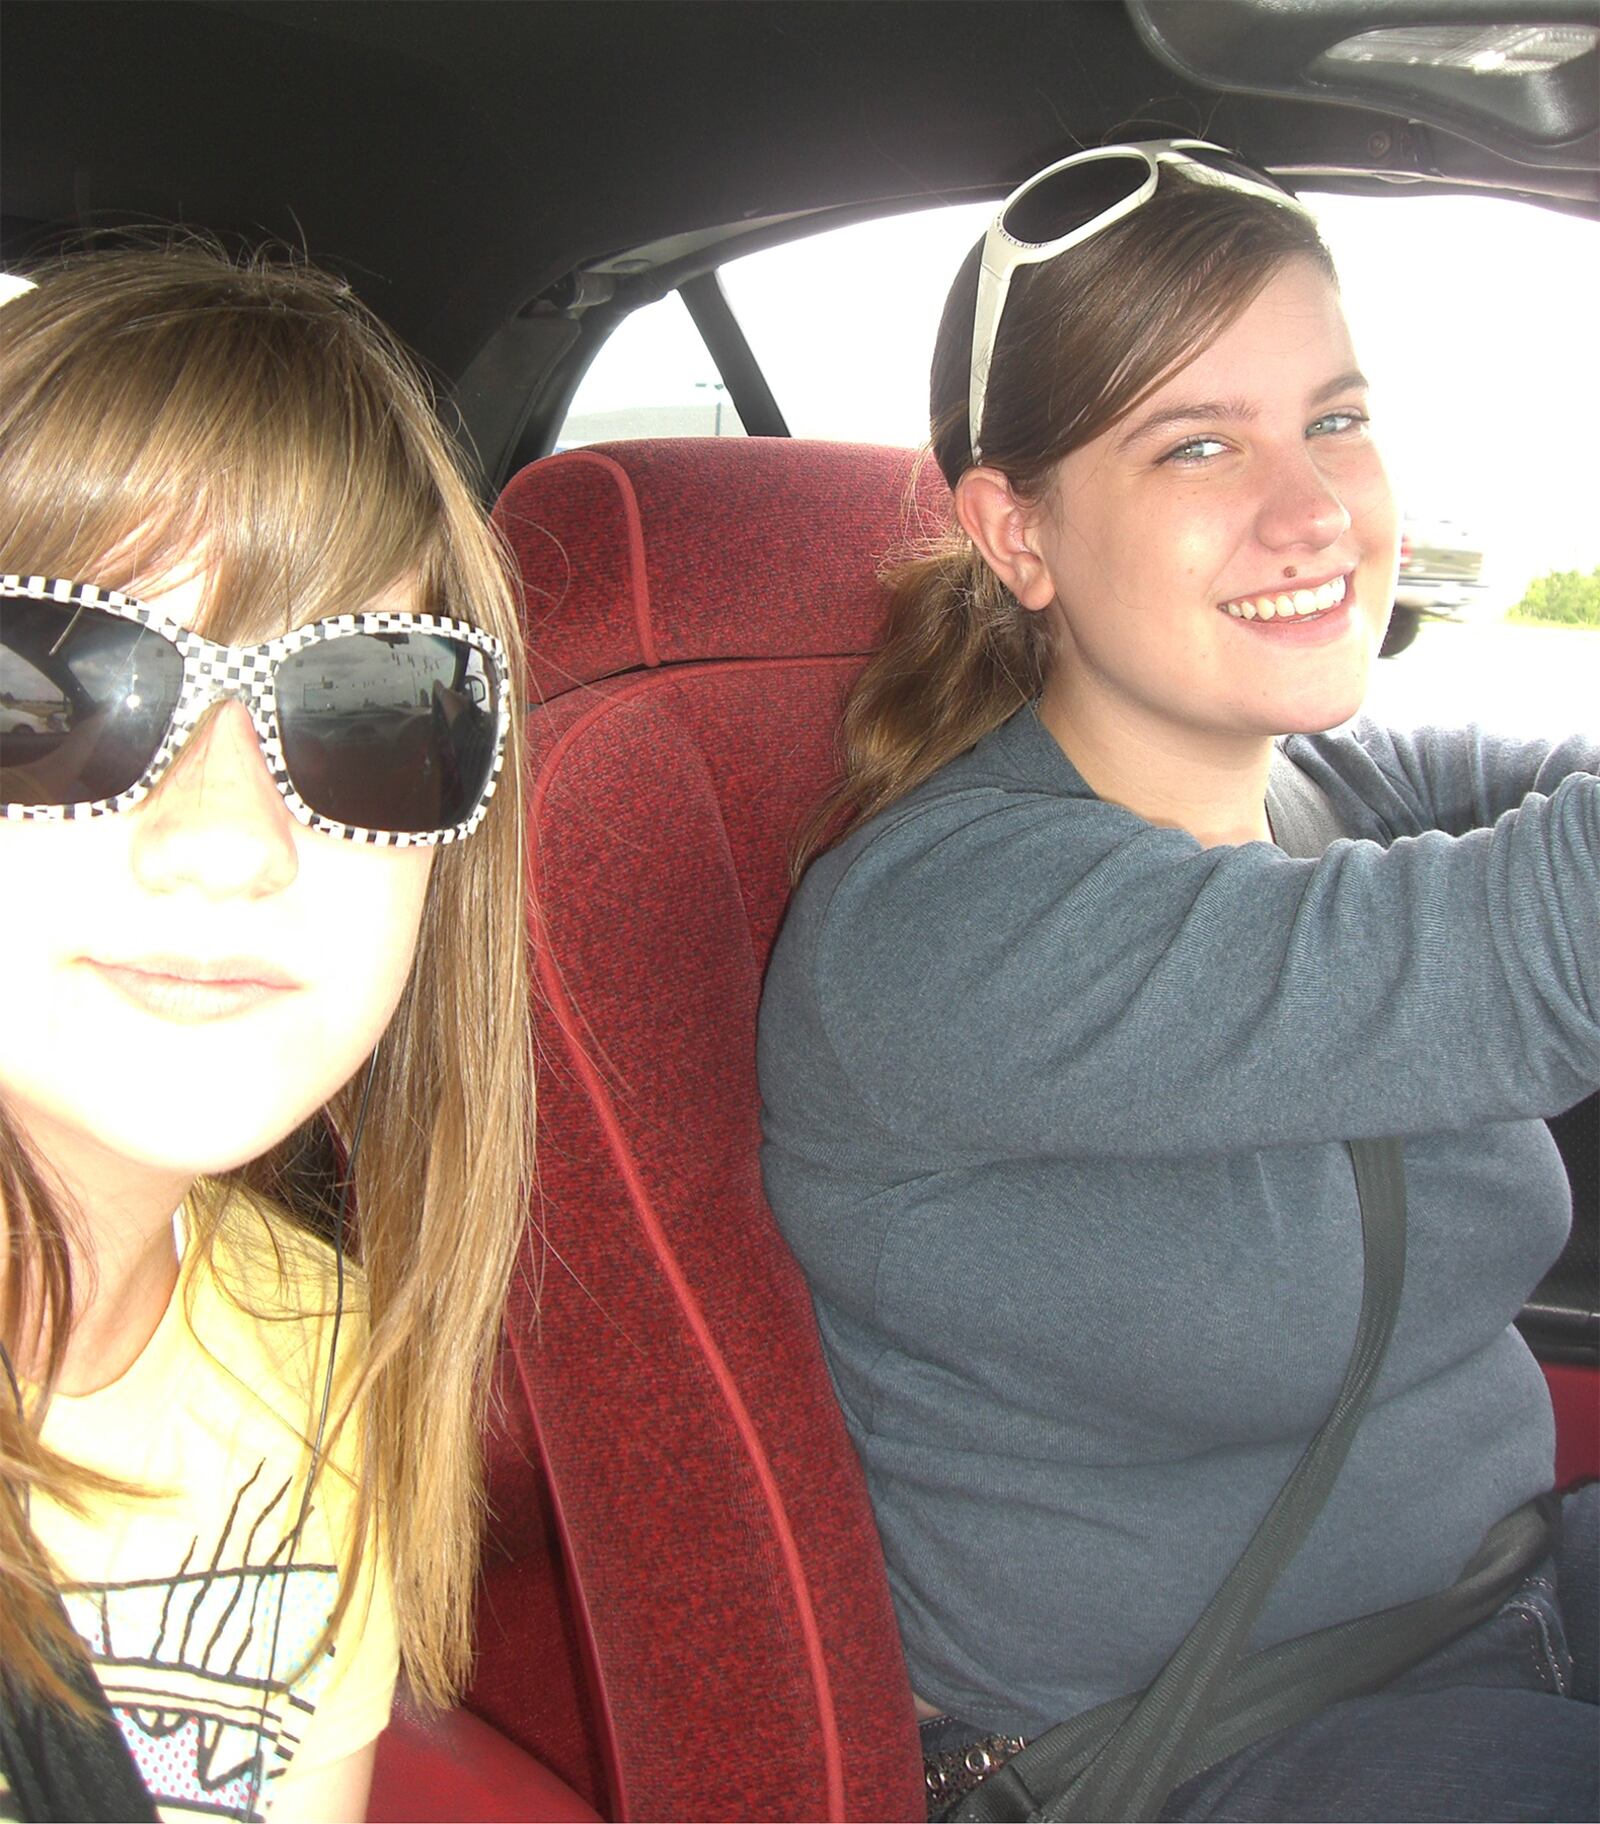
[1,575,511,846]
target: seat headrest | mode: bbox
[493,438,953,699]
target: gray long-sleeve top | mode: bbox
[757,706,1599,1737]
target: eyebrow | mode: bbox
[1116,370,1370,449]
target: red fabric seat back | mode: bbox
[478,440,949,1820]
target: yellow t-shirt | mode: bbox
[27,1194,399,1821]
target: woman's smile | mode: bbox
[1214,573,1359,647]
[1217,571,1349,622]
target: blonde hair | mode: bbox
[795,169,1334,874]
[0,243,532,1711]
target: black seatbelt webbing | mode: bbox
[958,1125,1407,1823]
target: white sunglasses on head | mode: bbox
[968,139,1311,464]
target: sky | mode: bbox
[569,189,1600,604]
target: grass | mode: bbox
[1508,568,1600,629]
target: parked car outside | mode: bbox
[1384,511,1489,653]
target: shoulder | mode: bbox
[794,704,1155,920]
[769,707,1199,1028]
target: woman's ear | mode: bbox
[953,468,1056,611]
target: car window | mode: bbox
[708,191,1596,737]
[721,204,992,444]
[557,288,747,448]
[1302,191,1598,734]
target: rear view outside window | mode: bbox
[559,289,746,447]
[722,204,991,445]
[718,191,1598,737]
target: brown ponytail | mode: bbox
[792,524,1052,877]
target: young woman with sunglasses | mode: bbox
[0,247,531,1822]
[760,145,1598,1819]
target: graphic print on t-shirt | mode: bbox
[61,1457,340,1821]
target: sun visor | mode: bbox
[1129,0,1598,191]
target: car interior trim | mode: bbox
[679,271,790,440]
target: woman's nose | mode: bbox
[1255,443,1352,553]
[129,700,299,899]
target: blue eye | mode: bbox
[1162,435,1228,465]
[1309,408,1369,437]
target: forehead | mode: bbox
[1143,259,1357,405]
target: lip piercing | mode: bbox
[1283,566,1299,579]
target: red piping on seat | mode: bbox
[526,661,854,1820]
[1544,1360,1599,1488]
[505,1342,629,1821]
[535,450,658,668]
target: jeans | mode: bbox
[930,1483,1599,1823]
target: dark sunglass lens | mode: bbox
[1002,153,1149,246]
[1,596,182,807]
[276,632,499,834]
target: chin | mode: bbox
[1272,697,1366,737]
[1268,664,1374,738]
[91,1100,324,1183]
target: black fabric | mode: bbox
[0,1630,158,1822]
[953,1120,1413,1822]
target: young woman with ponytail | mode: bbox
[0,246,532,1822]
[761,145,1597,1819]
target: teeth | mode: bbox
[1220,574,1348,621]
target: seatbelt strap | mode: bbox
[959,749,1414,1823]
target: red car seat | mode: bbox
[374,434,1595,1823]
[473,438,949,1822]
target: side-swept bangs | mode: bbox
[0,242,501,649]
